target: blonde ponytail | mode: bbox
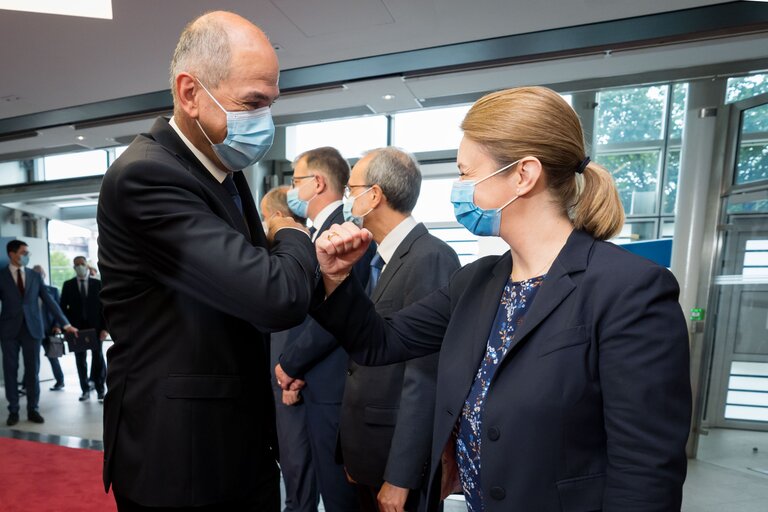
[572,162,624,240]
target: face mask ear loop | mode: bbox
[194,77,227,113]
[474,159,521,186]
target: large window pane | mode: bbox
[0,161,28,186]
[393,105,471,153]
[285,116,387,161]
[42,150,108,181]
[735,103,768,185]
[668,83,688,140]
[596,85,669,144]
[662,150,681,215]
[597,151,661,215]
[614,220,657,242]
[726,73,768,104]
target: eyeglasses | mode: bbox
[291,174,315,187]
[344,184,373,199]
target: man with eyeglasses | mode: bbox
[275,146,374,512]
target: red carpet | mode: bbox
[0,437,116,512]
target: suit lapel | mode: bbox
[371,223,427,303]
[149,118,252,241]
[2,268,19,297]
[317,205,344,236]
[443,254,511,415]
[503,229,594,355]
[233,170,265,247]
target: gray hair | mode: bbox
[363,147,422,214]
[169,14,232,105]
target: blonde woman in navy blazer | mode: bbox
[283,87,691,512]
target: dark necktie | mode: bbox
[17,268,24,297]
[309,226,317,240]
[222,173,244,216]
[365,252,385,297]
[80,279,88,315]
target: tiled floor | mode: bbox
[2,354,768,511]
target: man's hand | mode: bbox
[275,363,305,391]
[282,389,301,406]
[377,482,409,512]
[315,222,373,294]
[266,216,308,243]
[99,330,109,341]
[63,325,78,336]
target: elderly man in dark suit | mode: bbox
[59,256,108,402]
[335,147,459,512]
[97,11,316,511]
[1,240,76,426]
[275,146,374,512]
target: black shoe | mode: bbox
[50,383,65,391]
[27,410,44,424]
[6,413,19,426]
[97,391,105,402]
[78,391,90,402]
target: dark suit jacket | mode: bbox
[40,285,61,333]
[60,277,106,332]
[278,205,374,403]
[97,117,316,507]
[341,223,459,491]
[313,229,691,512]
[0,267,69,340]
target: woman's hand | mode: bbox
[315,222,373,295]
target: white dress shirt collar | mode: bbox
[9,263,25,283]
[311,200,343,241]
[377,216,418,268]
[169,116,228,184]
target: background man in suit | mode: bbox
[0,240,76,426]
[275,146,373,512]
[261,186,319,512]
[31,265,65,391]
[338,148,459,512]
[59,256,108,402]
[97,12,316,511]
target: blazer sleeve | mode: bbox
[114,158,317,331]
[278,244,375,378]
[37,275,70,328]
[598,264,691,511]
[312,272,452,366]
[383,249,458,489]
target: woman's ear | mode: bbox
[515,157,543,196]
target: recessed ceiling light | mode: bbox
[382,94,395,101]
[76,135,85,141]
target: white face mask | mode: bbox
[74,265,89,278]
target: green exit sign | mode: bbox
[691,308,706,321]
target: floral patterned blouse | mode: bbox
[455,275,546,512]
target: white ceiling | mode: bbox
[0,0,732,119]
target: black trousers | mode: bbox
[1,322,41,413]
[355,484,422,512]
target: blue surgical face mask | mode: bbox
[19,254,30,267]
[450,160,520,237]
[343,187,374,227]
[195,79,275,171]
[287,179,317,219]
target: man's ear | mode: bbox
[369,184,384,209]
[176,73,200,118]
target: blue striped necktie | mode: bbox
[365,252,385,297]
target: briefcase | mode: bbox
[65,329,99,353]
[44,334,66,358]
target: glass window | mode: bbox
[0,161,28,186]
[42,150,108,181]
[735,103,768,185]
[726,73,768,104]
[392,105,471,153]
[662,150,681,215]
[412,177,455,223]
[668,83,688,140]
[285,116,387,161]
[596,85,669,144]
[613,220,657,243]
[596,151,662,215]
